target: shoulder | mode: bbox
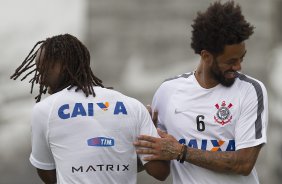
[115,90,144,108]
[163,72,194,83]
[236,73,267,94]
[33,90,65,112]
[103,89,148,119]
[155,72,194,96]
[97,87,144,107]
[234,73,268,107]
[158,72,193,90]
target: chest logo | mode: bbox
[214,101,233,125]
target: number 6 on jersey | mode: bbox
[196,115,205,131]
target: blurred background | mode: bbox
[0,0,281,183]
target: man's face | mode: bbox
[210,42,246,87]
[35,48,63,94]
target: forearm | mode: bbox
[135,131,263,176]
[185,145,261,175]
[144,160,170,181]
[37,169,57,184]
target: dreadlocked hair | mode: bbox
[10,34,104,102]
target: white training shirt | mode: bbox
[152,72,268,184]
[30,86,158,184]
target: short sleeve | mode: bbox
[136,102,158,165]
[29,102,55,170]
[235,81,268,150]
[152,84,167,132]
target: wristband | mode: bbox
[180,145,187,163]
[176,144,185,161]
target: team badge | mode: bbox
[214,101,233,125]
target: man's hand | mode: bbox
[146,105,158,127]
[134,128,182,161]
[135,128,263,175]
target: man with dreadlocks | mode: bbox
[134,1,268,184]
[11,34,169,184]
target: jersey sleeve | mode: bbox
[29,101,55,170]
[136,101,158,165]
[152,81,173,132]
[152,83,168,132]
[235,81,268,150]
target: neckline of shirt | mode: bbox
[191,71,221,91]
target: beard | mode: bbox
[211,59,238,87]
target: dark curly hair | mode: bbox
[10,34,104,102]
[191,0,254,56]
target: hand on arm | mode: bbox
[134,129,262,175]
[134,129,183,161]
[37,168,57,184]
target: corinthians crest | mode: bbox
[214,101,233,125]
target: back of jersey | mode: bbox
[30,86,157,184]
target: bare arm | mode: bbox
[143,160,170,181]
[36,168,57,184]
[137,149,170,180]
[186,144,262,175]
[134,129,262,175]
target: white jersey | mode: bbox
[30,86,158,184]
[152,72,268,184]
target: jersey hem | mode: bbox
[30,154,55,170]
[236,139,266,150]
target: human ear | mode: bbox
[200,50,213,65]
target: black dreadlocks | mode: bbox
[10,34,104,102]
